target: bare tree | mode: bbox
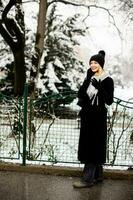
[31,0,47,94]
[29,0,122,94]
[0,0,26,95]
[0,0,121,96]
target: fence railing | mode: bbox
[106,97,133,166]
[0,85,133,167]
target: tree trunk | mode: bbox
[13,48,25,95]
[36,0,47,56]
[31,0,47,93]
[0,0,26,96]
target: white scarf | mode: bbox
[87,72,109,105]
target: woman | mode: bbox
[73,50,114,188]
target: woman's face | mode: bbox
[89,60,101,73]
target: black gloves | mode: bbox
[87,68,95,80]
[91,78,101,89]
[91,77,114,105]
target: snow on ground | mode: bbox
[114,85,133,102]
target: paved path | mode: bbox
[0,171,133,200]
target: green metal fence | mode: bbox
[0,84,133,167]
[0,93,22,161]
[106,97,133,166]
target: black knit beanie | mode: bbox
[89,50,105,68]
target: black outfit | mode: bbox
[77,68,114,183]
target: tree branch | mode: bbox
[48,0,89,7]
[0,18,24,51]
[0,20,15,48]
[2,0,16,20]
[48,1,122,40]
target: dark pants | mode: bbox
[95,165,103,181]
[82,163,103,183]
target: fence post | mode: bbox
[23,83,28,166]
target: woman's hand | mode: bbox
[87,68,95,79]
[91,78,101,89]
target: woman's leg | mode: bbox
[82,163,96,183]
[94,165,103,182]
[73,163,96,188]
